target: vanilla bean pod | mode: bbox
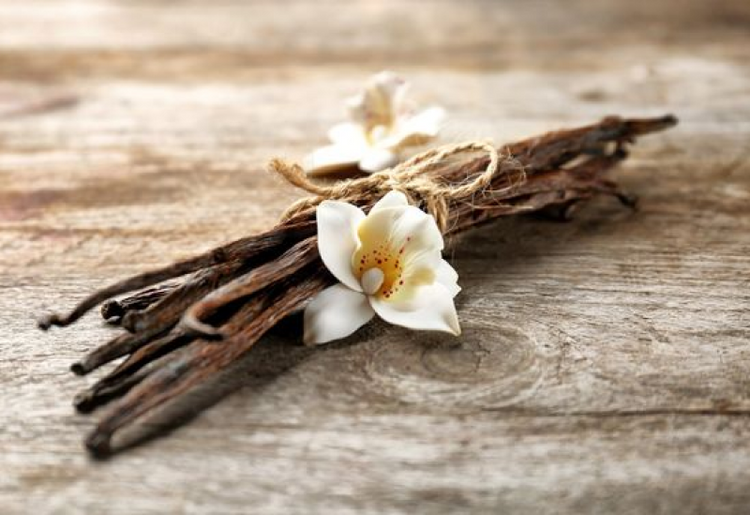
[38,221,316,329]
[88,149,628,390]
[100,283,177,324]
[74,242,323,412]
[446,153,630,233]
[74,354,174,414]
[119,258,250,334]
[37,115,677,456]
[279,115,676,228]
[180,237,320,337]
[85,268,332,456]
[82,151,624,455]
[76,329,212,414]
[505,115,677,171]
[84,329,192,399]
[71,260,250,375]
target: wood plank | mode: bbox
[1,0,749,513]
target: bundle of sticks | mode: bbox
[38,114,677,456]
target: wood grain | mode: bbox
[1,0,748,513]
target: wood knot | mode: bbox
[359,322,543,410]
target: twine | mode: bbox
[270,141,516,233]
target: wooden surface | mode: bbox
[1,1,749,513]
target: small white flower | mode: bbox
[304,71,446,176]
[304,190,461,345]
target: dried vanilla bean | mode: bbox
[100,283,177,323]
[37,115,677,456]
[74,253,323,413]
[38,221,316,330]
[74,355,173,414]
[180,237,320,337]
[119,259,249,334]
[85,268,332,456]
[72,260,249,375]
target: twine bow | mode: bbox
[270,141,517,233]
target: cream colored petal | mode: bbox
[304,284,375,345]
[370,282,460,335]
[436,259,461,297]
[359,148,399,173]
[345,92,369,127]
[356,204,409,250]
[348,71,407,130]
[392,80,413,115]
[399,248,441,287]
[401,106,446,137]
[371,190,409,213]
[356,204,443,270]
[382,106,446,149]
[372,71,406,102]
[368,71,406,123]
[317,200,365,291]
[328,122,368,146]
[367,125,390,145]
[390,205,445,253]
[387,241,451,305]
[304,144,364,176]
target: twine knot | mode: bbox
[270,141,513,234]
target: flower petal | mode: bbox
[358,204,443,253]
[304,284,375,345]
[348,71,406,129]
[356,204,409,251]
[401,106,446,137]
[436,259,461,297]
[370,282,460,335]
[327,122,368,147]
[371,190,409,213]
[398,247,441,289]
[359,148,399,173]
[390,204,444,253]
[317,200,365,291]
[304,144,364,176]
[372,70,407,102]
[382,106,446,149]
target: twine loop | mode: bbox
[270,141,512,233]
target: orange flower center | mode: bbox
[352,238,411,299]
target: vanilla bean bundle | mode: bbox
[38,115,677,456]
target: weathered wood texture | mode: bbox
[1,1,748,513]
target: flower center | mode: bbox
[360,268,384,295]
[352,240,409,300]
[364,124,391,146]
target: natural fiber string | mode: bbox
[269,141,520,233]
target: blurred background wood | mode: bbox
[1,0,748,513]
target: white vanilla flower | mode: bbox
[304,71,446,176]
[304,190,461,345]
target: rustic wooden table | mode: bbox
[1,1,748,513]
